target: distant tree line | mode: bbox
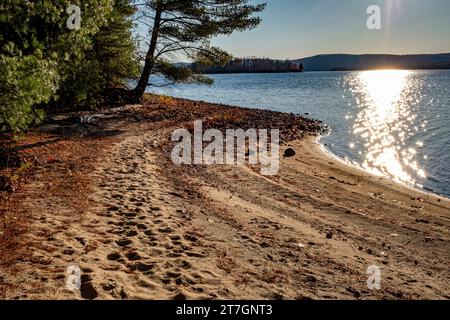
[194,58,303,74]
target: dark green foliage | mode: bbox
[94,2,139,89]
[131,0,266,101]
[0,0,138,132]
[0,0,76,132]
[56,0,139,108]
[0,52,59,132]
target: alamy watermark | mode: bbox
[66,264,81,291]
[367,5,382,30]
[367,265,382,290]
[171,121,280,176]
[66,5,81,30]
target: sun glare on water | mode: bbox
[347,70,426,186]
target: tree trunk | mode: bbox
[131,7,162,102]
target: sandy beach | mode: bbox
[1,95,449,300]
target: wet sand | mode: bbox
[1,96,449,300]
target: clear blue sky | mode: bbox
[211,0,450,59]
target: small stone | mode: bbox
[284,148,296,158]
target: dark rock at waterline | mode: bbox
[284,148,296,158]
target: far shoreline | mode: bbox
[200,68,450,74]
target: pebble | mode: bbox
[284,148,296,157]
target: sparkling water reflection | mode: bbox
[147,70,450,196]
[345,70,426,186]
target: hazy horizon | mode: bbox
[211,0,450,60]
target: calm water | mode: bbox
[149,70,450,197]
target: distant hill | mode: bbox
[293,53,450,71]
[186,53,450,74]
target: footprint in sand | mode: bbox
[80,275,98,300]
[116,239,132,247]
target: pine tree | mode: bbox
[128,0,266,102]
[56,0,139,108]
[94,0,139,89]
